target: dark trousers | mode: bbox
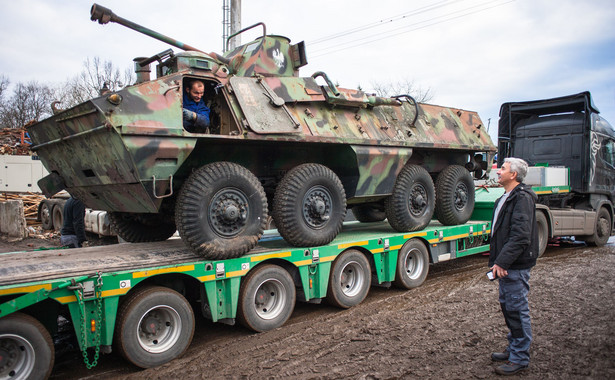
[60,235,80,248]
[498,268,532,366]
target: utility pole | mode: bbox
[222,0,241,52]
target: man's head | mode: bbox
[186,80,205,103]
[497,157,528,190]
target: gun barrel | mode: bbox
[90,3,205,54]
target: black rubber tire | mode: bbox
[273,163,346,247]
[114,286,195,369]
[385,164,435,232]
[536,211,549,257]
[52,204,63,232]
[585,207,612,247]
[237,264,296,332]
[0,312,55,380]
[40,202,53,230]
[351,202,386,223]
[393,239,430,289]
[109,212,176,243]
[175,162,267,260]
[326,249,372,309]
[434,165,475,226]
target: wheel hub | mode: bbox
[137,306,182,353]
[209,188,249,237]
[454,183,469,210]
[142,316,160,335]
[254,279,286,320]
[409,184,428,216]
[0,335,35,379]
[302,186,332,228]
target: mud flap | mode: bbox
[37,172,66,198]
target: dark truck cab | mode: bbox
[498,91,615,246]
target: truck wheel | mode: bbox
[393,238,430,289]
[435,165,475,226]
[237,264,296,332]
[40,202,54,230]
[175,162,267,259]
[385,164,435,232]
[326,249,371,309]
[273,163,346,247]
[351,202,386,223]
[115,286,195,368]
[0,312,54,380]
[536,211,548,257]
[585,207,612,247]
[109,212,176,243]
[52,205,64,231]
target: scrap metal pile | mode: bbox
[0,126,33,155]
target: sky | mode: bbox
[2,0,614,143]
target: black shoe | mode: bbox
[495,362,528,376]
[491,352,509,362]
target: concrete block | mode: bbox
[0,200,26,239]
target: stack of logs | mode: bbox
[0,192,45,225]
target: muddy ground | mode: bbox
[2,235,614,379]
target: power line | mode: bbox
[309,0,514,59]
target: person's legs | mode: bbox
[60,234,80,248]
[499,269,532,366]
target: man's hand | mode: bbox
[491,264,508,279]
[182,109,196,122]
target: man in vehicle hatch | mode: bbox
[489,157,538,376]
[183,79,211,133]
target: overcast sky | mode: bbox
[2,0,614,143]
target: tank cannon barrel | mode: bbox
[90,3,230,64]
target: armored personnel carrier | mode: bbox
[27,4,496,259]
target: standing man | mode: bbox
[60,196,87,248]
[182,79,211,133]
[489,157,538,376]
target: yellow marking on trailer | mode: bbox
[403,231,427,239]
[102,288,128,297]
[534,189,569,195]
[320,256,336,263]
[0,284,51,296]
[371,248,384,253]
[132,265,195,278]
[391,244,403,250]
[54,295,77,304]
[293,259,312,266]
[198,274,216,282]
[338,241,368,249]
[227,269,249,277]
[251,251,292,262]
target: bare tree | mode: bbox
[0,75,9,101]
[57,57,134,108]
[0,81,55,128]
[369,78,434,103]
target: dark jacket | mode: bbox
[60,197,87,244]
[489,183,538,270]
[183,93,210,133]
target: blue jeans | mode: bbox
[498,269,532,366]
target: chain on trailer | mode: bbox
[68,272,104,369]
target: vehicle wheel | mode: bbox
[115,286,195,368]
[385,164,435,232]
[434,165,475,226]
[237,264,296,332]
[351,202,386,223]
[536,211,548,257]
[326,249,371,309]
[109,212,177,243]
[585,207,612,247]
[175,162,267,260]
[273,163,346,247]
[393,239,430,289]
[40,202,53,230]
[52,205,63,232]
[0,312,54,380]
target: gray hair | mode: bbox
[504,157,529,183]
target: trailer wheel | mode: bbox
[536,211,548,257]
[393,239,430,289]
[273,163,346,247]
[175,162,267,260]
[52,205,64,232]
[40,202,54,230]
[0,312,54,380]
[115,286,195,368]
[326,249,371,309]
[385,165,435,232]
[109,212,177,243]
[237,264,296,332]
[585,207,612,247]
[435,165,475,226]
[351,202,386,223]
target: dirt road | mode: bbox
[34,237,613,379]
